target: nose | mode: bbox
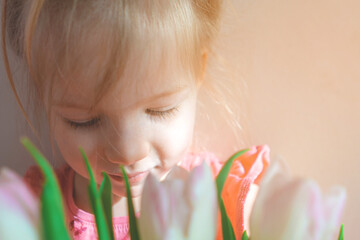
[103,119,150,166]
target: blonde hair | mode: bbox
[2,0,247,159]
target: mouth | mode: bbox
[108,170,150,185]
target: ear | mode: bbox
[197,50,208,89]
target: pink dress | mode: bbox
[24,145,270,240]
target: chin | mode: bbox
[111,182,144,198]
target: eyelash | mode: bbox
[65,107,179,129]
[65,117,101,130]
[145,106,179,122]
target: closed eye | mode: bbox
[64,117,101,130]
[145,106,179,121]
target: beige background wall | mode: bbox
[224,0,360,238]
[1,0,359,239]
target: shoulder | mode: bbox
[23,164,71,198]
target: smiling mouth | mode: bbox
[108,170,150,185]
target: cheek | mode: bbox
[52,115,101,177]
[153,99,197,167]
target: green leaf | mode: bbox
[100,172,114,240]
[338,224,344,240]
[216,149,250,194]
[21,137,70,240]
[216,149,250,240]
[80,148,111,240]
[121,166,140,240]
[218,195,236,240]
[241,230,249,240]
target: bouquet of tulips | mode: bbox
[0,138,346,240]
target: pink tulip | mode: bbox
[250,160,346,240]
[0,168,40,240]
[138,162,218,240]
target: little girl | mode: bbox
[3,0,270,239]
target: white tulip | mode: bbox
[250,160,346,240]
[138,162,218,240]
[0,168,40,240]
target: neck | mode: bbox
[73,172,141,217]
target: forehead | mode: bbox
[52,63,194,110]
[35,0,205,113]
[48,8,200,110]
[43,1,202,110]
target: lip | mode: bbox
[108,170,150,185]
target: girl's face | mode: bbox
[50,70,199,198]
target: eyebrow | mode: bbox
[54,102,92,110]
[54,86,189,109]
[139,86,188,104]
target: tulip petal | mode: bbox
[250,159,347,240]
[139,164,218,240]
[0,168,40,240]
[166,166,189,181]
[320,187,346,240]
[251,164,321,239]
[164,227,185,240]
[139,173,169,240]
[164,179,189,236]
[186,162,217,240]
